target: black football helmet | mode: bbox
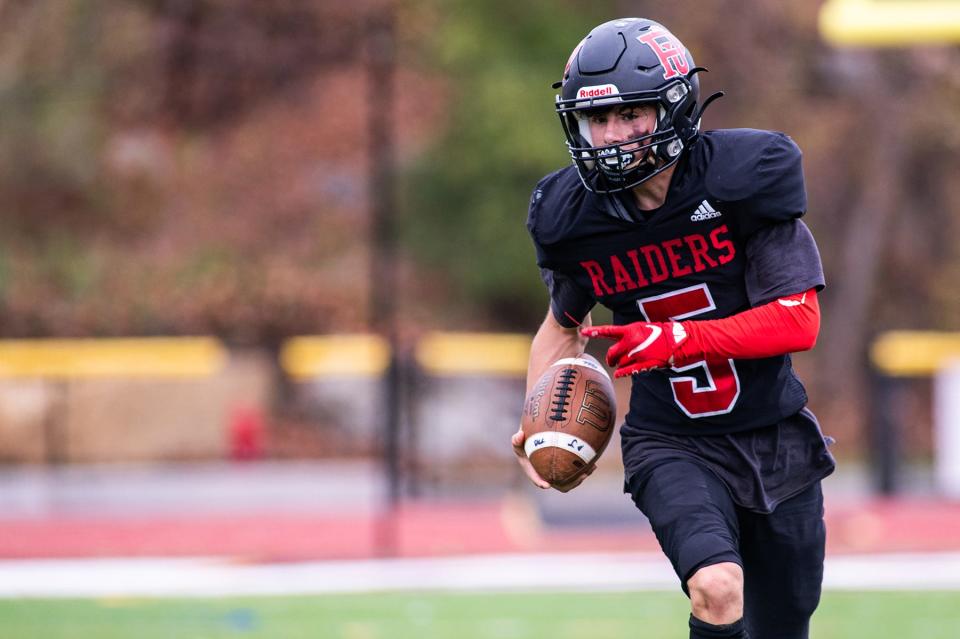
[555,18,722,194]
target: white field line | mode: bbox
[1,552,959,598]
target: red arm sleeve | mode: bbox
[677,289,820,363]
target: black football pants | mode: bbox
[629,460,826,639]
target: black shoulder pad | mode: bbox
[526,166,588,248]
[704,129,807,235]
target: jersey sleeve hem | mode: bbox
[748,279,825,308]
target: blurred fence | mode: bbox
[5,329,960,499]
[0,337,262,464]
[0,333,534,484]
[869,331,960,495]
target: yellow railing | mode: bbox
[820,0,960,46]
[280,334,391,379]
[414,332,530,377]
[279,332,531,378]
[0,337,226,379]
[11,331,955,381]
[870,331,960,377]
[0,332,535,380]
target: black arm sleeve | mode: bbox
[744,220,825,307]
[540,267,595,328]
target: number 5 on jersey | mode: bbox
[637,283,740,418]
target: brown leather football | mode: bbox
[521,354,617,488]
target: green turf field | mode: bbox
[0,591,957,638]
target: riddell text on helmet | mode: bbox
[577,84,619,99]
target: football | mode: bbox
[521,353,617,488]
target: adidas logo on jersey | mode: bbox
[690,200,721,221]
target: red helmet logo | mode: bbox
[636,28,689,80]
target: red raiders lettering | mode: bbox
[640,245,670,283]
[610,255,639,292]
[577,226,738,298]
[636,28,689,80]
[710,226,736,264]
[662,238,693,278]
[625,249,652,288]
[684,234,719,271]
[581,260,615,296]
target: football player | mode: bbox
[511,18,835,639]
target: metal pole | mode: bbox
[44,381,69,465]
[367,5,401,555]
[870,370,899,495]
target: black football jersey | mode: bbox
[528,129,826,436]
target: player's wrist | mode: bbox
[672,320,705,367]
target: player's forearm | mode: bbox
[680,289,820,362]
[526,311,591,393]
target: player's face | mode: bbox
[584,104,656,151]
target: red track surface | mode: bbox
[1,498,959,560]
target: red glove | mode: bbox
[581,321,692,377]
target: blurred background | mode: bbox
[2,0,960,636]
